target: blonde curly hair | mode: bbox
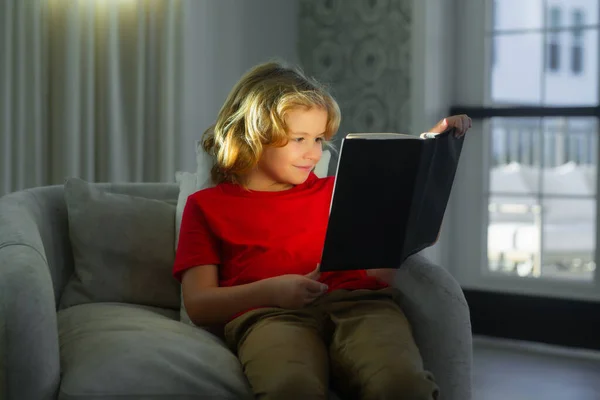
[201,61,341,187]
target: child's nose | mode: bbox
[307,144,322,160]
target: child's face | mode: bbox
[249,107,327,191]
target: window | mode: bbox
[548,7,561,72]
[572,9,585,74]
[491,0,497,66]
[451,0,600,301]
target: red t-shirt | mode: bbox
[173,172,387,296]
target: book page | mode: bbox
[345,132,419,140]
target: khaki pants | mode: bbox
[224,288,439,400]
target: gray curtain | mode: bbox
[0,0,182,197]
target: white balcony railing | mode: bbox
[491,118,597,168]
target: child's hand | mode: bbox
[428,114,472,137]
[266,265,328,309]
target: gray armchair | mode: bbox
[0,183,472,400]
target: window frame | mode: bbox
[446,0,600,301]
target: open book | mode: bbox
[319,128,465,272]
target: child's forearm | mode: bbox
[185,279,275,327]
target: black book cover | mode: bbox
[319,129,465,272]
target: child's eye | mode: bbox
[316,137,324,143]
[293,137,305,143]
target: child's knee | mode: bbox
[257,371,328,400]
[362,370,439,400]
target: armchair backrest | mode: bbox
[0,182,179,306]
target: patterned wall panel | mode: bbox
[298,0,413,161]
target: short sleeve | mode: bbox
[172,195,221,282]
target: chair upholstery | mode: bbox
[0,183,472,400]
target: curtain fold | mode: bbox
[1,0,183,196]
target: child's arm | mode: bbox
[182,264,272,327]
[182,264,328,327]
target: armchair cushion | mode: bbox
[59,178,180,311]
[393,253,473,399]
[175,171,211,248]
[57,302,251,399]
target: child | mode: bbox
[174,61,471,400]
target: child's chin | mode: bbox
[289,175,309,185]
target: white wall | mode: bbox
[179,0,300,173]
[411,0,458,267]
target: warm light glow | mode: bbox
[82,0,138,2]
[63,0,141,7]
[48,0,141,8]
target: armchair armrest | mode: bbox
[0,192,61,400]
[393,254,472,400]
